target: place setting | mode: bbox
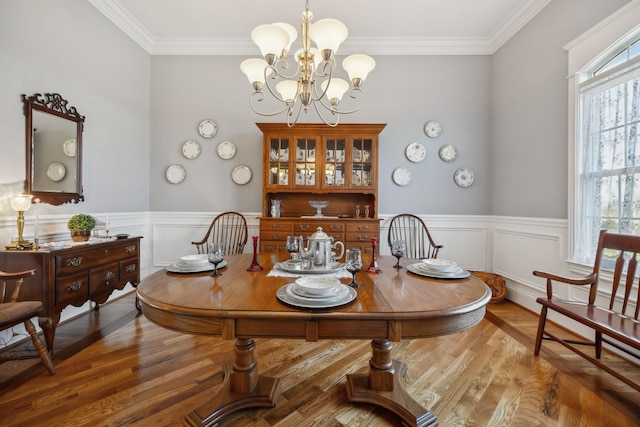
[276,276,357,309]
[166,246,228,274]
[406,258,470,279]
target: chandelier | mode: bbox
[240,0,375,127]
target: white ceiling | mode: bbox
[89,0,551,55]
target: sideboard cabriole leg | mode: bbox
[185,337,281,427]
[346,339,437,427]
[38,314,60,353]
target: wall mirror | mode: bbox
[23,93,85,205]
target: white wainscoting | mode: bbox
[149,212,261,271]
[489,216,568,313]
[378,215,490,271]
[0,211,572,349]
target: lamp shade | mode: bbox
[276,80,299,102]
[321,78,349,103]
[10,194,33,212]
[273,22,297,55]
[342,54,376,83]
[240,58,272,85]
[251,24,290,58]
[310,18,348,55]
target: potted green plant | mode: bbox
[67,214,96,242]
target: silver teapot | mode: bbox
[305,227,345,269]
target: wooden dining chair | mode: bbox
[0,269,55,374]
[387,214,443,259]
[192,211,249,255]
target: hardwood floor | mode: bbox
[0,292,638,426]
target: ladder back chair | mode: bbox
[387,214,443,259]
[192,211,248,256]
[0,269,55,374]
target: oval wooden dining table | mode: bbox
[137,252,491,427]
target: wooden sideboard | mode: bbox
[257,123,386,254]
[0,236,141,352]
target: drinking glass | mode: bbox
[345,248,362,288]
[300,246,312,270]
[391,240,406,268]
[285,236,299,258]
[207,242,224,277]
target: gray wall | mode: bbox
[1,0,633,220]
[0,0,150,217]
[149,54,492,214]
[491,0,632,219]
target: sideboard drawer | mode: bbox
[346,223,378,233]
[119,257,139,282]
[55,241,139,275]
[260,219,293,233]
[90,262,119,295]
[56,272,90,306]
[294,222,344,234]
[259,222,291,241]
[346,231,377,243]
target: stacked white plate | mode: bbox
[180,254,210,266]
[408,259,470,279]
[292,277,343,298]
[274,261,345,275]
[166,254,227,273]
[277,277,356,309]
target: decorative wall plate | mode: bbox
[405,142,426,163]
[438,144,457,162]
[392,167,412,186]
[424,120,442,138]
[47,162,66,181]
[217,140,236,159]
[63,139,76,157]
[232,164,252,185]
[182,140,201,159]
[198,119,217,138]
[454,168,474,188]
[166,164,186,184]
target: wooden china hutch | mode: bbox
[258,123,386,256]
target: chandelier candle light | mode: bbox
[240,0,375,127]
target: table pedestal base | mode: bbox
[346,339,437,427]
[184,338,280,427]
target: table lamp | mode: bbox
[6,194,33,249]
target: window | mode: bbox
[574,38,640,264]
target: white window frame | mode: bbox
[566,1,640,271]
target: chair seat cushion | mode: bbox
[537,298,640,346]
[0,301,43,327]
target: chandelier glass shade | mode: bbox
[240,0,375,127]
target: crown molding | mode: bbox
[487,0,552,53]
[90,0,550,56]
[89,0,155,50]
